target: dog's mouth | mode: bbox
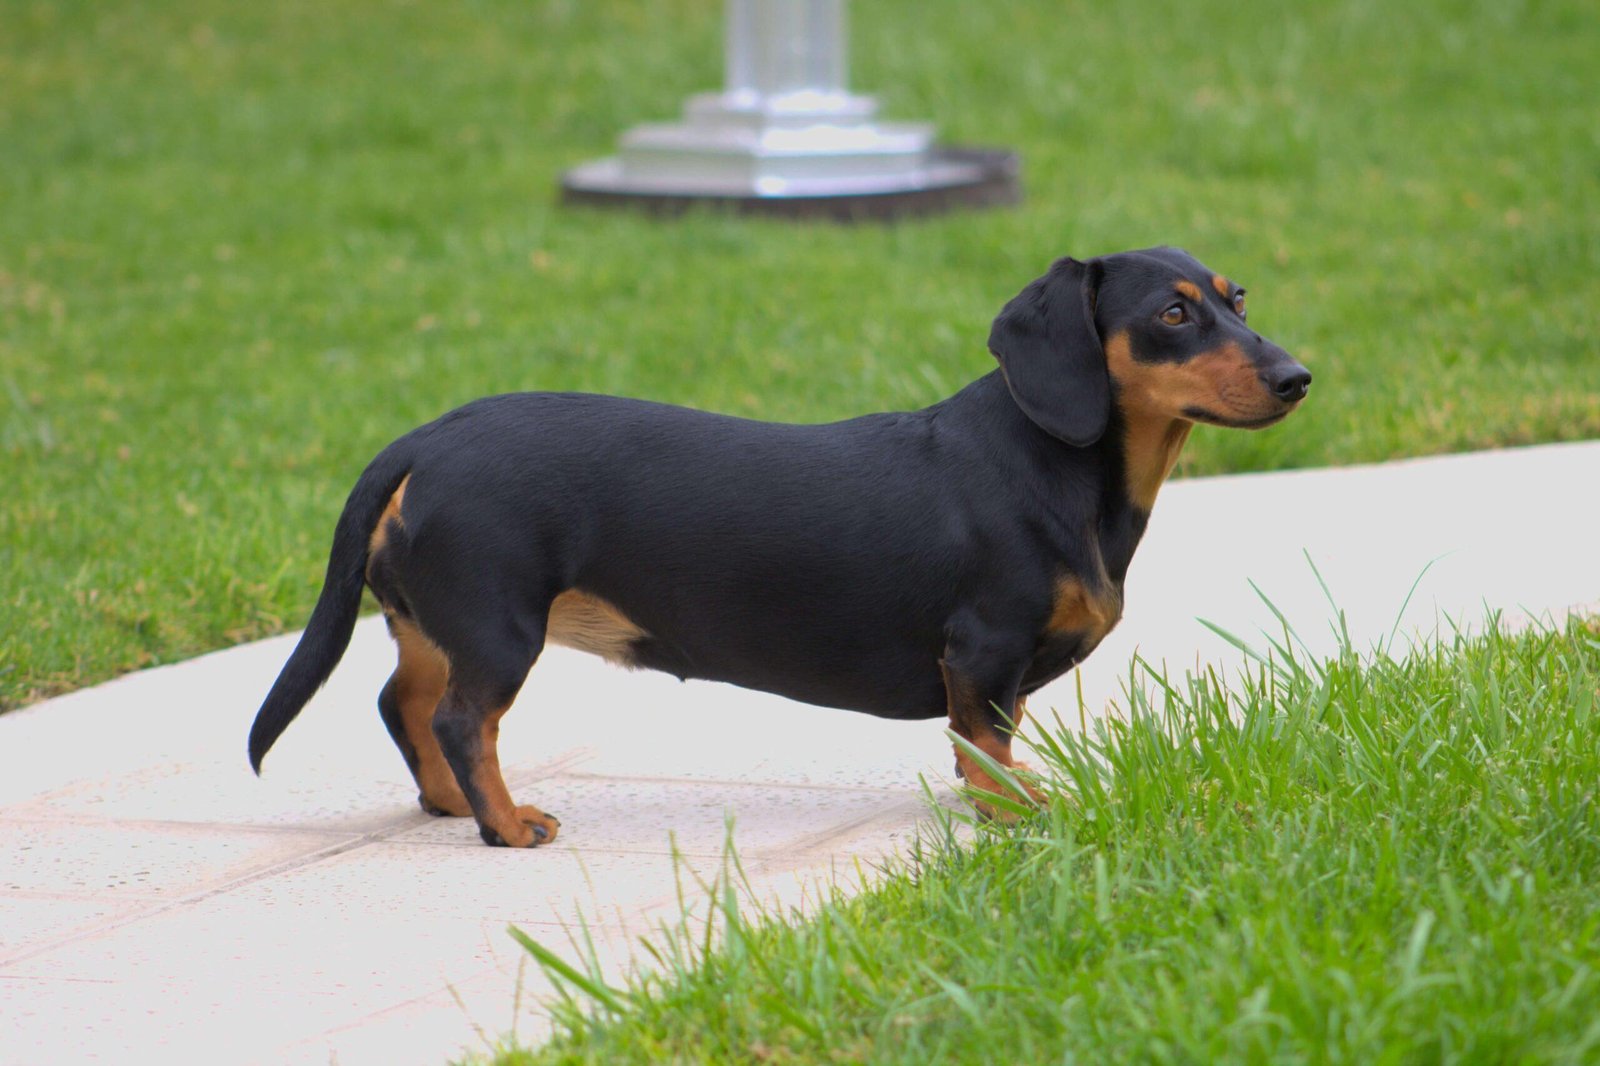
[1182,405,1295,430]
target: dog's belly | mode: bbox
[626,621,952,721]
[548,579,1119,720]
[548,586,950,720]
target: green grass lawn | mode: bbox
[2,0,1596,705]
[6,3,1595,1058]
[487,616,1600,1064]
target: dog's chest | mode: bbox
[1021,575,1124,692]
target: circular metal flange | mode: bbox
[559,147,1021,223]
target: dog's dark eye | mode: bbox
[1232,291,1247,318]
[1159,304,1187,326]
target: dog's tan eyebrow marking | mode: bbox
[1211,274,1232,298]
[1174,280,1204,302]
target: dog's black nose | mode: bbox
[1263,363,1312,403]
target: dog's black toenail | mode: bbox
[533,824,549,841]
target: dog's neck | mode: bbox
[939,372,1190,589]
[949,371,1193,510]
[1113,405,1193,514]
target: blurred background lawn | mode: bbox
[2,0,1596,709]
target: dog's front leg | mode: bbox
[940,625,1046,819]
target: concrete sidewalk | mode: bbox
[3,441,1597,1065]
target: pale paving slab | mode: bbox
[0,817,355,900]
[0,894,156,959]
[0,622,950,1065]
[1,440,1597,1065]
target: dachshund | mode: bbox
[249,246,1310,847]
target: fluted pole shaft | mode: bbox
[725,0,847,100]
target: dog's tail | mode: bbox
[248,440,415,773]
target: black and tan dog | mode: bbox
[249,247,1310,847]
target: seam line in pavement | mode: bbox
[0,749,603,968]
[552,769,919,794]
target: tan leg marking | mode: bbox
[466,704,560,847]
[390,618,471,816]
[942,662,1045,820]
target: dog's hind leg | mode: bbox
[429,622,560,848]
[377,615,472,817]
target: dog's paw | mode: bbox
[477,806,562,848]
[518,805,561,844]
[960,760,1046,822]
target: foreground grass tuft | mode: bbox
[487,617,1600,1064]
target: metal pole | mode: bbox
[729,0,845,97]
[560,1,1019,219]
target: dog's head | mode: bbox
[987,246,1310,446]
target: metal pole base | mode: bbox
[560,146,1020,222]
[558,2,1019,222]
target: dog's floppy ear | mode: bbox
[987,256,1109,447]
